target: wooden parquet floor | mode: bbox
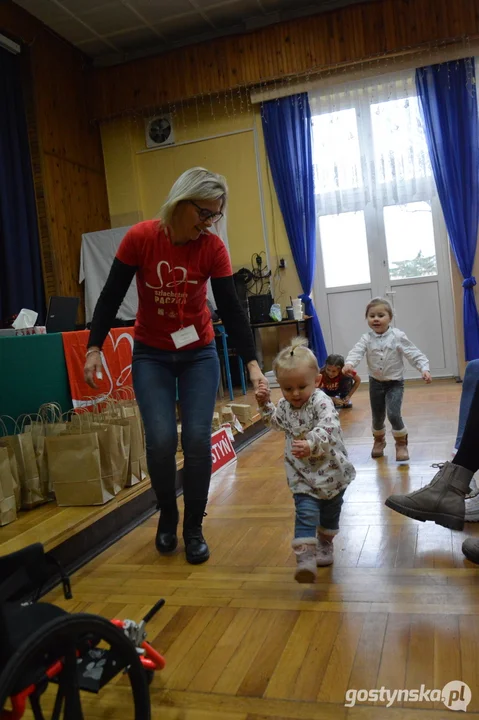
[46,380,479,719]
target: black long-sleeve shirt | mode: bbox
[88,258,257,364]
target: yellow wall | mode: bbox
[100,96,302,316]
[100,95,478,374]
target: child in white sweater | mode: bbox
[256,337,355,583]
[343,297,431,462]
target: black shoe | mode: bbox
[184,528,210,565]
[155,506,179,555]
[183,511,209,564]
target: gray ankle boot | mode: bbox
[462,538,479,564]
[385,462,474,531]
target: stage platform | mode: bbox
[0,387,280,581]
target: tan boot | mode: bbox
[462,538,479,564]
[385,461,474,531]
[292,538,317,583]
[395,434,409,462]
[316,533,334,566]
[372,431,386,458]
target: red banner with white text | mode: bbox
[62,328,134,408]
[211,428,237,477]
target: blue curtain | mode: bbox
[261,93,327,364]
[0,48,45,326]
[416,59,479,361]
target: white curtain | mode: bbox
[309,69,436,216]
[80,227,137,323]
[308,69,441,289]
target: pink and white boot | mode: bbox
[316,530,335,566]
[291,538,317,583]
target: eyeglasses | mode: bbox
[190,200,223,224]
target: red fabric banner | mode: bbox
[62,328,134,408]
[211,428,237,476]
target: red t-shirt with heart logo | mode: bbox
[116,220,232,351]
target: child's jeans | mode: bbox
[294,491,345,539]
[369,377,405,433]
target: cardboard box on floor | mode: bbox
[221,407,234,424]
[227,403,253,424]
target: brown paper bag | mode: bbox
[18,431,47,509]
[119,404,147,486]
[71,410,131,495]
[70,409,131,495]
[43,422,71,497]
[0,447,17,526]
[106,419,131,490]
[22,411,65,499]
[0,420,44,510]
[0,439,20,510]
[98,394,147,487]
[89,421,131,496]
[102,397,146,486]
[45,430,114,506]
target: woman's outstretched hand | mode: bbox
[247,361,269,392]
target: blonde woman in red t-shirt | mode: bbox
[84,168,267,564]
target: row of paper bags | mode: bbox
[0,398,148,527]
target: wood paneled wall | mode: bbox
[92,0,479,120]
[0,2,110,317]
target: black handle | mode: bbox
[142,599,165,625]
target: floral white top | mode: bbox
[260,389,356,500]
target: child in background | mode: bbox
[343,297,431,462]
[255,338,355,583]
[320,354,361,408]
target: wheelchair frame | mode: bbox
[0,544,166,720]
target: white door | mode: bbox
[310,72,457,379]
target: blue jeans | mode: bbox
[132,340,220,522]
[455,360,479,449]
[294,491,345,539]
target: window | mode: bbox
[310,73,438,289]
[312,108,363,194]
[384,202,437,280]
[370,96,432,185]
[319,211,370,288]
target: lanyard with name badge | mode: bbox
[166,229,199,349]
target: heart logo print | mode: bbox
[146,261,198,290]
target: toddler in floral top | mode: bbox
[256,337,355,583]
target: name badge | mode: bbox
[171,325,200,349]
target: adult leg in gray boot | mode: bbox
[387,382,479,532]
[385,462,473,531]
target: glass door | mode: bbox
[311,72,457,378]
